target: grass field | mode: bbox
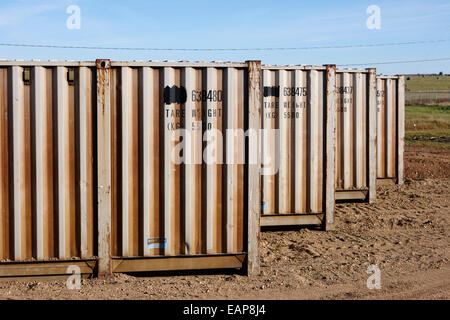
[403,75,450,148]
[405,75,450,91]
[405,105,450,149]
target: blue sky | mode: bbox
[0,0,449,74]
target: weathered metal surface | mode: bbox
[367,69,377,202]
[335,190,368,200]
[398,76,405,185]
[260,213,323,227]
[0,67,8,260]
[0,62,97,264]
[0,259,96,278]
[96,59,112,277]
[376,75,405,185]
[325,65,337,229]
[247,60,261,276]
[112,254,245,273]
[260,65,336,228]
[0,59,261,278]
[335,68,377,202]
[106,60,259,275]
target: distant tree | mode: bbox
[439,71,443,75]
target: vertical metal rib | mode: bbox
[205,67,223,254]
[261,70,277,214]
[354,72,364,188]
[183,67,202,255]
[386,78,396,177]
[12,66,25,260]
[0,67,9,260]
[342,72,352,189]
[335,73,342,189]
[33,66,47,259]
[79,67,93,258]
[308,70,320,213]
[142,67,161,256]
[278,70,292,213]
[163,67,181,256]
[294,70,307,213]
[56,66,70,258]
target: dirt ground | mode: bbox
[0,144,449,300]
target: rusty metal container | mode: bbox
[0,60,262,279]
[104,60,261,275]
[0,61,98,279]
[260,65,336,229]
[376,75,405,185]
[335,68,377,202]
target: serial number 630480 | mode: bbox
[192,89,224,102]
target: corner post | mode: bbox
[324,65,337,230]
[397,75,405,185]
[96,59,112,277]
[367,68,377,202]
[246,60,261,276]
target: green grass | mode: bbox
[405,105,450,149]
[404,76,450,149]
[405,139,450,150]
[406,75,450,91]
[405,105,450,131]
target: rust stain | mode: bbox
[96,59,110,116]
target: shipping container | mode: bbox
[260,65,336,229]
[335,68,377,202]
[0,60,98,279]
[104,60,261,276]
[376,75,405,185]
[0,59,262,279]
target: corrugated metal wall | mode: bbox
[0,59,406,279]
[0,60,261,277]
[376,75,405,184]
[262,66,325,215]
[260,65,336,228]
[335,69,377,201]
[108,63,249,258]
[0,63,97,262]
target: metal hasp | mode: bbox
[334,68,377,203]
[260,64,336,230]
[376,75,405,186]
